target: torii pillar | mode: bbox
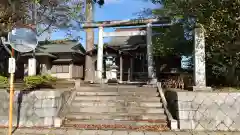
[97,26,104,82]
[146,23,157,84]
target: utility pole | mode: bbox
[84,0,95,82]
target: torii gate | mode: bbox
[82,18,211,90]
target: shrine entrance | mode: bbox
[83,18,212,91]
[83,18,171,84]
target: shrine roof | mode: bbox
[108,28,146,47]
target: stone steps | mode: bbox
[65,112,167,121]
[63,85,168,129]
[71,101,163,107]
[77,87,157,92]
[69,106,165,113]
[74,96,161,102]
[76,91,159,96]
[64,119,167,127]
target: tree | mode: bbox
[0,0,85,76]
[0,0,85,37]
[151,0,240,86]
[84,0,104,82]
[152,23,193,57]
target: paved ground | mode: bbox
[0,128,239,135]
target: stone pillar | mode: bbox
[130,57,134,81]
[24,64,28,76]
[69,63,73,78]
[128,68,130,82]
[28,58,36,76]
[103,57,107,79]
[146,23,157,84]
[46,58,52,74]
[193,26,211,91]
[97,26,104,81]
[119,54,123,83]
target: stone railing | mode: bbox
[0,89,72,127]
[156,82,178,130]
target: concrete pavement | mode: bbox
[0,128,239,135]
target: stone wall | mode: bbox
[165,90,240,131]
[0,89,71,127]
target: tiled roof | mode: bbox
[108,35,146,47]
[108,28,146,47]
[39,40,85,54]
[21,40,85,57]
[21,52,57,58]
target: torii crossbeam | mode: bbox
[82,17,171,28]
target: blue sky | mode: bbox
[48,0,158,48]
[37,0,190,68]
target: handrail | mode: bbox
[59,87,77,118]
[157,82,178,130]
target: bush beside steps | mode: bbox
[0,74,57,90]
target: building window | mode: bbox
[51,64,69,73]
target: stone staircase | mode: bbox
[63,85,169,130]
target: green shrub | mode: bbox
[24,75,44,88]
[23,74,57,88]
[42,74,57,82]
[0,75,8,88]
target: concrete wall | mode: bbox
[165,90,240,131]
[0,90,71,127]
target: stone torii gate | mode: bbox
[82,18,211,90]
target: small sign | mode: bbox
[8,58,16,73]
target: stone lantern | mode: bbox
[108,58,118,83]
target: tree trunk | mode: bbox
[84,0,94,82]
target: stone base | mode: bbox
[93,78,104,84]
[192,86,212,91]
[103,79,108,84]
[54,117,62,127]
[107,79,118,84]
[170,119,178,130]
[84,80,94,84]
[75,79,81,89]
[118,80,123,83]
[148,78,158,85]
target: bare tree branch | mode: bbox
[37,22,53,36]
[0,0,85,38]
